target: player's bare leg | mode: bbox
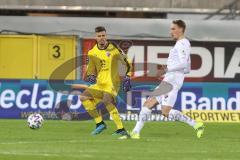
[119,97,158,139]
[102,93,128,136]
[162,105,205,138]
[120,98,204,139]
[132,97,158,137]
[80,90,106,135]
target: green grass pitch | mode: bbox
[0,119,239,160]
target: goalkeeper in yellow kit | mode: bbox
[80,26,132,135]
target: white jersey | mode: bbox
[155,38,191,107]
[163,38,191,90]
[167,38,191,74]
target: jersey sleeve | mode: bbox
[117,49,132,77]
[167,41,190,72]
[86,52,97,76]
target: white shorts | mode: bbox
[155,72,185,107]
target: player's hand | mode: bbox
[123,75,131,92]
[157,65,167,78]
[86,75,96,84]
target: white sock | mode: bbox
[169,109,196,127]
[133,107,152,134]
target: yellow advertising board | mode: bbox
[0,35,37,79]
[37,36,76,80]
[0,35,76,80]
[183,110,240,122]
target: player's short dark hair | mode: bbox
[172,20,186,32]
[95,26,106,33]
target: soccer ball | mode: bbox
[27,113,44,129]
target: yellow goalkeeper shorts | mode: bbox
[86,83,120,99]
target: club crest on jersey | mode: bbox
[106,52,111,57]
[182,50,186,56]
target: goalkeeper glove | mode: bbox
[123,75,131,92]
[86,75,96,84]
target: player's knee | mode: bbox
[79,95,91,101]
[143,98,158,109]
[102,98,114,106]
[102,94,115,106]
[161,111,169,117]
[143,102,152,109]
[79,96,86,101]
[79,90,93,101]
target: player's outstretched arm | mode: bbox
[118,51,132,92]
[85,54,97,84]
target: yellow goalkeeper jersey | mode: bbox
[86,42,131,86]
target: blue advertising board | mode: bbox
[0,79,239,121]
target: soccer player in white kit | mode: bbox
[121,20,204,139]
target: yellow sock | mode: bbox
[82,99,102,124]
[106,103,123,129]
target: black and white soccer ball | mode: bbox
[27,113,44,129]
